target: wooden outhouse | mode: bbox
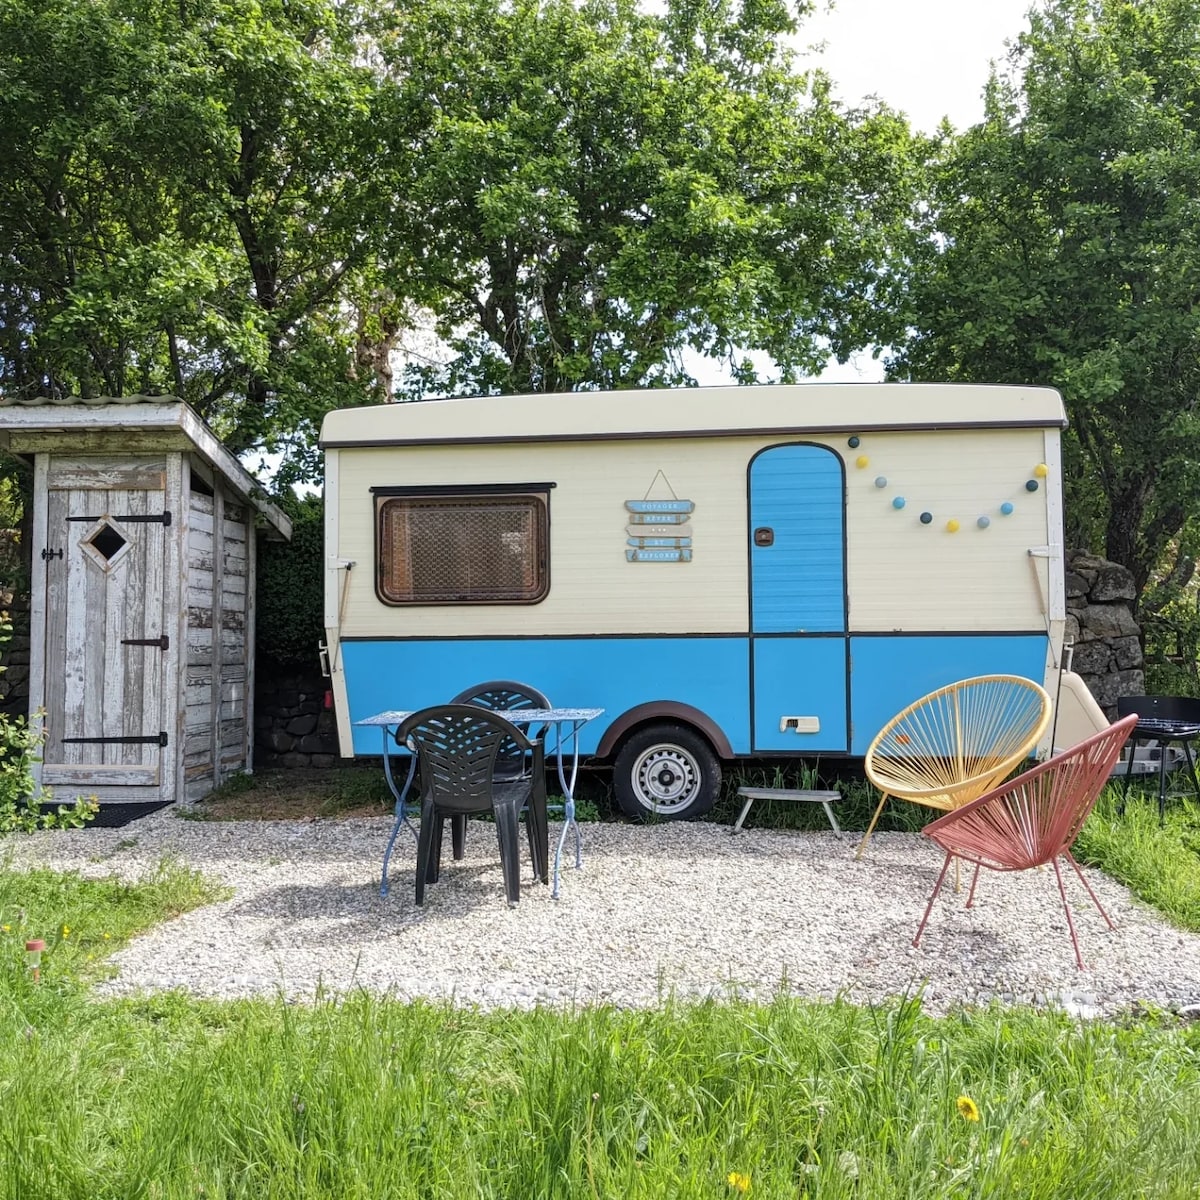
[0,397,291,809]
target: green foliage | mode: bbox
[256,491,324,667]
[2,983,1200,1196]
[0,0,389,480]
[891,0,1200,594]
[1077,786,1200,931]
[382,0,917,398]
[0,713,97,834]
[0,0,919,469]
[0,858,225,999]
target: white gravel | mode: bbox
[7,811,1200,1017]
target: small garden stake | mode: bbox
[25,939,44,983]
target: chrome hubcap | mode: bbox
[632,745,700,813]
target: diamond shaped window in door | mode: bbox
[80,516,132,571]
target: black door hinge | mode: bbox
[62,732,168,748]
[67,511,172,526]
[121,635,170,651]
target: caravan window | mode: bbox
[374,486,550,605]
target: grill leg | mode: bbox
[1183,739,1200,805]
[1118,736,1138,814]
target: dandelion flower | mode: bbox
[726,1171,751,1193]
[1,924,10,933]
[956,1095,980,1122]
[61,926,71,938]
[103,933,111,940]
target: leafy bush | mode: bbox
[256,491,324,668]
[0,712,96,834]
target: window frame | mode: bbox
[371,482,554,607]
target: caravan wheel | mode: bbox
[612,723,721,821]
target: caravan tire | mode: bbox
[612,724,721,821]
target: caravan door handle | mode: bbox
[753,527,774,547]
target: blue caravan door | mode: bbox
[749,444,849,752]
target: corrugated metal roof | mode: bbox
[0,393,174,407]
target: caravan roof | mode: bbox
[319,382,1067,448]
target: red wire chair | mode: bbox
[912,714,1138,969]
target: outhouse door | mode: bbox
[748,443,850,752]
[39,458,170,796]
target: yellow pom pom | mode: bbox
[855,455,869,469]
[1034,462,1049,478]
[946,519,960,533]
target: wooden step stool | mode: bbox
[732,787,842,835]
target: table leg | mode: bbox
[551,719,585,900]
[379,728,418,898]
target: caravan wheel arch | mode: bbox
[597,702,731,822]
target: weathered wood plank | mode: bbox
[189,508,214,535]
[44,764,160,787]
[8,430,192,456]
[42,484,68,766]
[244,519,258,770]
[46,458,167,490]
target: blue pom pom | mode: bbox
[848,436,860,448]
[1025,479,1039,492]
[1000,502,1014,515]
[892,496,906,509]
[920,511,933,525]
[875,476,888,488]
[977,516,990,529]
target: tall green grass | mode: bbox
[4,784,1200,1199]
[1076,784,1200,930]
[2,988,1199,1199]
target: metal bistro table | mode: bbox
[356,707,604,900]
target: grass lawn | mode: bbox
[2,776,1200,1197]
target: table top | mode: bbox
[355,707,604,727]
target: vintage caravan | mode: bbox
[321,383,1095,820]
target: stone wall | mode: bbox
[253,664,342,768]
[0,588,30,720]
[1064,550,1144,714]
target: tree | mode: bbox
[374,0,917,397]
[0,0,392,483]
[890,0,1200,597]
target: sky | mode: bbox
[800,0,1034,136]
[692,0,1038,385]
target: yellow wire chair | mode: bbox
[856,674,1053,859]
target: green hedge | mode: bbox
[256,492,324,668]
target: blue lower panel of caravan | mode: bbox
[752,637,848,752]
[342,632,1049,760]
[341,637,751,757]
[848,635,1048,757]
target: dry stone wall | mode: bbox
[1064,550,1144,714]
[254,665,341,768]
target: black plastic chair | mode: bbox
[395,704,549,907]
[451,679,551,776]
[1117,694,1200,820]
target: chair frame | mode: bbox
[395,704,550,908]
[857,674,1053,858]
[912,714,1137,969]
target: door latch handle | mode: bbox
[41,547,62,561]
[753,527,774,547]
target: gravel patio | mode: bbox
[8,811,1200,1017]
